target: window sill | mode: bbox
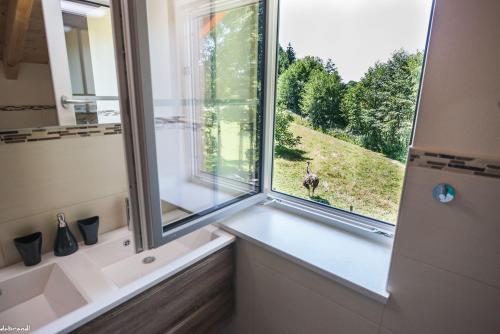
[218,204,393,304]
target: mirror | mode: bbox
[0,0,119,130]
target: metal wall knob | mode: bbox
[432,183,455,203]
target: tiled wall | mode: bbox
[408,148,500,179]
[0,126,128,267]
[382,0,500,332]
[411,0,500,158]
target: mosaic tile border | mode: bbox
[0,123,122,144]
[0,105,56,111]
[408,148,500,179]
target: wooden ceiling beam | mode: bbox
[2,0,35,79]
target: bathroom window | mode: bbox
[116,0,265,248]
[116,0,433,249]
[270,0,433,225]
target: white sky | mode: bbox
[279,0,433,82]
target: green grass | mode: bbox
[273,120,406,224]
[204,117,405,224]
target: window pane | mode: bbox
[145,0,264,228]
[272,0,433,224]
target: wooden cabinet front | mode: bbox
[73,245,234,334]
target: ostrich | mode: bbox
[303,161,319,197]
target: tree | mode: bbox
[276,56,324,115]
[285,43,296,65]
[278,43,296,75]
[340,50,423,161]
[274,105,301,150]
[277,45,289,75]
[301,69,346,130]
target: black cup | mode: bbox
[14,232,43,266]
[77,216,99,245]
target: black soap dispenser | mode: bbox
[54,213,79,256]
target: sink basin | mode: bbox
[0,263,87,330]
[84,227,219,287]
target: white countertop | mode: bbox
[219,204,393,303]
[0,226,235,334]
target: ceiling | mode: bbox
[0,0,49,66]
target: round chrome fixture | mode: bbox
[142,256,156,264]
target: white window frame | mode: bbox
[112,0,268,251]
[260,0,397,238]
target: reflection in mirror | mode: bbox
[0,0,119,130]
[61,0,120,124]
[0,0,57,129]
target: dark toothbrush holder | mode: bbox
[14,232,43,266]
[77,216,99,245]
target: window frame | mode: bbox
[261,0,434,237]
[113,0,268,250]
[114,0,433,251]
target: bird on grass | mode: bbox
[303,161,319,197]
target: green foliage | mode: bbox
[203,108,218,173]
[301,68,346,130]
[278,43,297,75]
[340,50,423,161]
[285,43,296,65]
[276,56,324,115]
[274,106,301,150]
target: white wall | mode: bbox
[228,1,500,333]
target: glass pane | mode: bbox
[272,0,433,224]
[145,0,264,228]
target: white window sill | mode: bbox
[218,203,393,304]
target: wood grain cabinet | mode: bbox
[73,245,234,334]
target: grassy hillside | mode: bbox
[273,121,405,224]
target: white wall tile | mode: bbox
[382,255,500,334]
[249,240,385,323]
[0,135,128,225]
[253,262,379,334]
[394,166,500,288]
[413,0,500,158]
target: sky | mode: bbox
[279,0,434,82]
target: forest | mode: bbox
[275,43,423,162]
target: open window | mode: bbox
[113,0,266,249]
[114,0,432,249]
[269,0,433,231]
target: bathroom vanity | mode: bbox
[0,226,235,333]
[73,245,234,334]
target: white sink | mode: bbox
[84,227,219,288]
[0,263,87,330]
[0,225,234,333]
